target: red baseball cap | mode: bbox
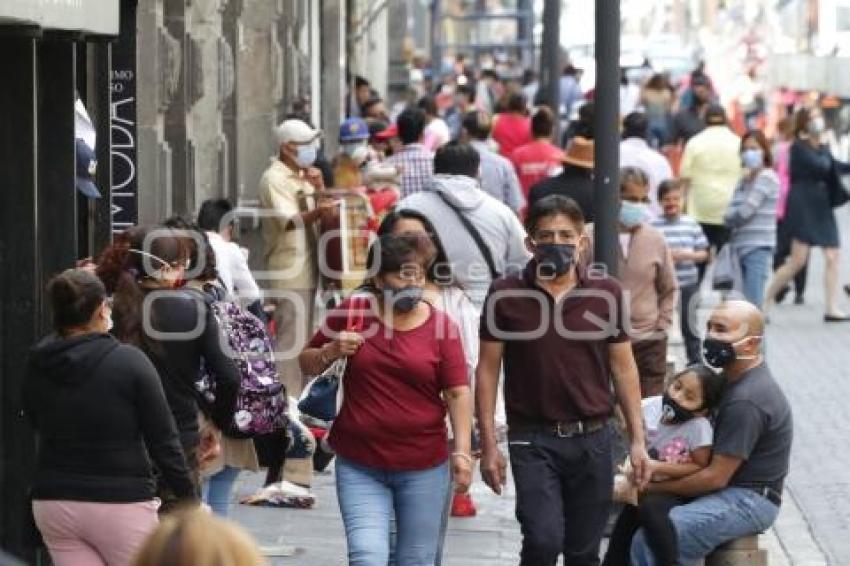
[374,123,398,140]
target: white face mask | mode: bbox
[808,117,826,136]
[105,311,114,332]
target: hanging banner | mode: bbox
[110,0,138,234]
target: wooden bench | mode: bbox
[704,535,768,566]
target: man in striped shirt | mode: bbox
[652,180,709,364]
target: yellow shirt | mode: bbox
[257,159,318,290]
[680,125,742,225]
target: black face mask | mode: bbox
[536,243,576,278]
[661,393,698,424]
[384,285,424,313]
[702,337,737,369]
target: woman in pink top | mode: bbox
[491,91,532,158]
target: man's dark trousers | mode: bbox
[508,425,614,565]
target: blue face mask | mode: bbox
[296,145,317,168]
[741,148,763,170]
[535,243,576,278]
[619,201,648,228]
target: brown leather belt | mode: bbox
[511,417,609,438]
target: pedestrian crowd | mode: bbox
[36,58,850,566]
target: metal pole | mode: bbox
[539,0,561,140]
[593,0,620,277]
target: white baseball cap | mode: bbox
[275,119,321,146]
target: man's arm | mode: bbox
[503,162,525,214]
[647,454,743,497]
[476,339,508,494]
[608,341,651,487]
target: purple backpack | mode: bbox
[197,300,287,438]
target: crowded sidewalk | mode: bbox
[223,215,850,565]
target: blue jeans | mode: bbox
[739,247,773,307]
[336,456,450,566]
[629,487,780,565]
[201,465,240,517]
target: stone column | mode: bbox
[321,0,346,157]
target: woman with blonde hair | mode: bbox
[133,508,265,566]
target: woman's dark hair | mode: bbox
[434,141,480,178]
[163,216,218,283]
[531,106,555,139]
[96,225,150,294]
[675,365,726,410]
[365,234,434,285]
[47,269,107,334]
[378,209,457,287]
[396,107,427,145]
[111,226,190,347]
[657,179,684,201]
[506,91,528,114]
[793,107,812,138]
[525,194,585,235]
[741,129,773,168]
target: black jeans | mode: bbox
[697,223,730,285]
[603,492,685,566]
[509,425,614,566]
[679,283,702,365]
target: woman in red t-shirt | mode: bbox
[299,234,472,565]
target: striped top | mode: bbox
[651,214,709,286]
[723,169,779,254]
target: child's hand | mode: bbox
[613,474,639,505]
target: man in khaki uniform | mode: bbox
[259,119,336,394]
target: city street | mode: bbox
[226,213,850,565]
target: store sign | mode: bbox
[0,0,118,35]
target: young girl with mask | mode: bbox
[604,365,725,566]
[299,234,473,565]
[723,130,779,307]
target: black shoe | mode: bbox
[794,295,804,305]
[776,285,790,304]
[844,284,850,297]
[824,314,850,322]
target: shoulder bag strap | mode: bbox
[435,191,500,280]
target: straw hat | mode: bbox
[562,136,594,169]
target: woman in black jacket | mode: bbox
[24,269,196,566]
[111,226,240,504]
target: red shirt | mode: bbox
[492,113,533,158]
[308,297,468,470]
[511,140,564,198]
